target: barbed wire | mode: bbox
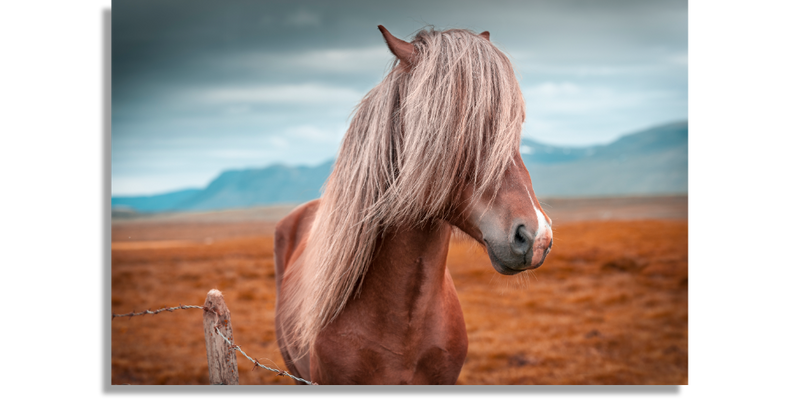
[112,304,206,319]
[112,304,317,385]
[212,325,316,385]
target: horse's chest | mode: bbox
[311,308,467,384]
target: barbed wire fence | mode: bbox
[112,289,317,385]
[112,304,205,318]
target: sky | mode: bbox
[112,0,687,196]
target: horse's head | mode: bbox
[451,150,553,275]
[377,26,553,275]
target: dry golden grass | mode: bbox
[111,217,687,385]
[450,219,687,384]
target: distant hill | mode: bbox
[112,161,334,213]
[177,161,334,211]
[521,121,688,196]
[112,121,687,213]
[111,188,202,213]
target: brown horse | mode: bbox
[273,26,553,384]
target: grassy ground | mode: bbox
[111,197,687,385]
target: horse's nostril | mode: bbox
[511,224,533,256]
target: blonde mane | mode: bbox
[279,28,526,353]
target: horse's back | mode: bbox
[274,199,319,295]
[273,199,319,383]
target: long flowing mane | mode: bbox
[279,28,526,353]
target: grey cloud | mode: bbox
[112,0,686,195]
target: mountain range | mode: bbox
[112,120,688,213]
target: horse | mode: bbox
[273,26,553,385]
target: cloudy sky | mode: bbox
[112,0,687,196]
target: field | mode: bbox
[111,196,687,385]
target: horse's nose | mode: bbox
[510,224,534,259]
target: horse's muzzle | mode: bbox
[486,223,553,275]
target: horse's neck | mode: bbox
[357,220,452,316]
[312,220,466,384]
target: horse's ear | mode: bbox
[479,31,490,41]
[378,25,415,68]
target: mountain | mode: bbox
[521,121,688,196]
[177,161,334,211]
[112,121,687,213]
[111,188,202,212]
[112,161,334,213]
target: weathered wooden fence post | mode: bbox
[203,289,239,385]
